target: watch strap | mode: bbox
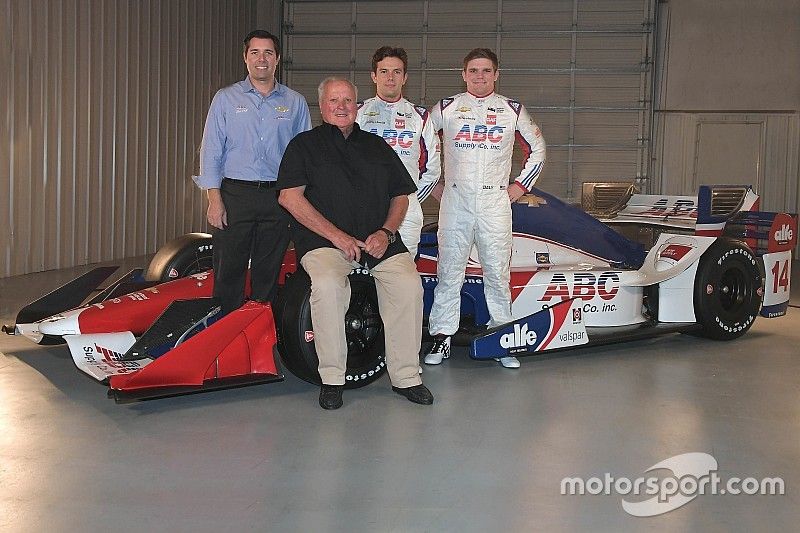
[378,227,395,242]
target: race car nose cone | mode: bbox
[38,309,83,336]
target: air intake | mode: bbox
[581,182,639,217]
[710,187,748,218]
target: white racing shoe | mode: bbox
[494,356,520,369]
[424,336,451,365]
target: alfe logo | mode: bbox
[500,323,537,350]
[774,224,793,243]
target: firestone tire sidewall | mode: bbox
[144,233,214,282]
[693,240,762,340]
[274,268,387,389]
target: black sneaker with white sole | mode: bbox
[424,336,451,365]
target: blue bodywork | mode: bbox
[511,189,647,268]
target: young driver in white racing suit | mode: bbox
[425,48,546,369]
[356,46,441,258]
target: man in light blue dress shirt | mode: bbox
[195,30,311,315]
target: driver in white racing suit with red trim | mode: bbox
[425,48,546,369]
[356,46,441,258]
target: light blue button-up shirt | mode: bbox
[194,77,311,189]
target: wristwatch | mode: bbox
[378,227,396,244]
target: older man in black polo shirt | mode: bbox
[277,77,433,410]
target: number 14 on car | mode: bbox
[763,251,792,317]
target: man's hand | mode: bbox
[363,231,390,259]
[507,182,527,203]
[279,186,367,262]
[207,189,227,229]
[331,233,365,262]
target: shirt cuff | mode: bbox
[193,174,222,190]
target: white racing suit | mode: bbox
[357,97,441,257]
[428,92,546,336]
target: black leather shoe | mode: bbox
[319,385,344,410]
[392,384,434,405]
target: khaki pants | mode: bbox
[300,248,423,388]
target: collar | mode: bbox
[322,121,362,140]
[376,95,405,106]
[240,76,284,98]
[466,90,495,101]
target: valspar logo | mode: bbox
[560,452,784,517]
[500,323,537,351]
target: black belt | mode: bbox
[223,177,277,189]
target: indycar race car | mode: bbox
[4,184,796,401]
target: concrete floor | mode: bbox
[1,258,799,532]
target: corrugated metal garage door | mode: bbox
[281,0,656,204]
[2,0,262,277]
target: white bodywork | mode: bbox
[505,232,716,327]
[64,332,146,381]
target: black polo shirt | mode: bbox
[276,122,417,265]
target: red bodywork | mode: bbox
[78,272,214,334]
[78,245,300,336]
[109,301,280,397]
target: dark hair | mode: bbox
[462,48,498,70]
[243,30,280,56]
[371,46,408,73]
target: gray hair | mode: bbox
[317,76,358,104]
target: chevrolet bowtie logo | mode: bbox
[519,194,548,207]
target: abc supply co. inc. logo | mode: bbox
[560,453,784,517]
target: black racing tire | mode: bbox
[144,233,214,282]
[692,238,762,340]
[273,267,386,388]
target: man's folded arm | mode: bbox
[278,186,364,262]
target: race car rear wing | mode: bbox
[583,183,795,243]
[583,182,756,223]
